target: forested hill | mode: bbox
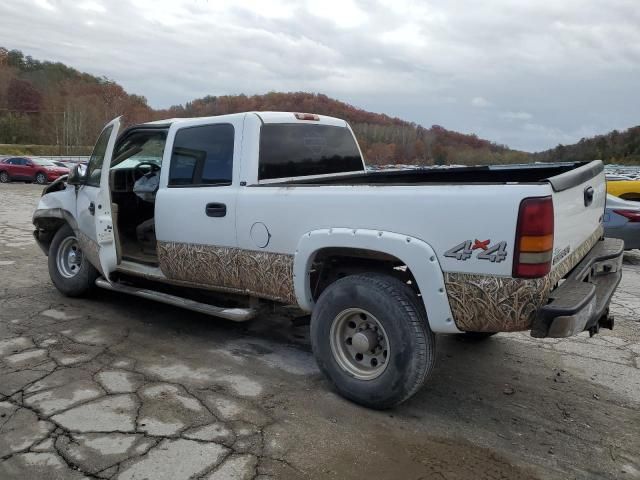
[2,46,528,164]
[155,92,530,165]
[531,126,640,165]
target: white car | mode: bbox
[32,113,623,408]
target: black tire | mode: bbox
[35,172,47,185]
[0,171,9,183]
[48,224,99,297]
[310,273,435,409]
[463,332,497,341]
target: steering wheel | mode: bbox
[133,162,160,179]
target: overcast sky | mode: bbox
[2,0,639,151]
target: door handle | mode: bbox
[88,202,95,215]
[205,203,226,217]
[584,186,594,207]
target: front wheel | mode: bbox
[311,273,435,409]
[0,171,9,183]
[35,172,47,184]
[48,225,99,297]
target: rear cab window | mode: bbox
[258,124,364,181]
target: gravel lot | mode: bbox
[1,183,639,480]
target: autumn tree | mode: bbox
[7,78,42,112]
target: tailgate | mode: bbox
[547,161,606,270]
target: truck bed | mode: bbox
[272,161,597,188]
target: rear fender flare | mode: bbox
[293,228,460,334]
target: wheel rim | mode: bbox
[0,172,7,182]
[36,173,46,184]
[56,236,83,278]
[329,308,390,380]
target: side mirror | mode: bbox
[67,164,87,185]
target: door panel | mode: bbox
[76,117,121,277]
[14,159,28,179]
[155,120,241,286]
[24,160,37,181]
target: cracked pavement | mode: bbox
[1,183,639,479]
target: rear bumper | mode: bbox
[531,237,624,338]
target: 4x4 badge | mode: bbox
[445,240,508,262]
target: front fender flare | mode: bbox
[32,207,78,256]
[32,207,78,231]
[293,228,460,334]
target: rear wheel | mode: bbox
[311,273,435,409]
[48,224,99,297]
[35,172,47,184]
[0,171,9,183]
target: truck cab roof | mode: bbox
[138,111,347,128]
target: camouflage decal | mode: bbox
[76,231,103,275]
[444,226,604,332]
[157,242,296,304]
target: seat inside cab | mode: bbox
[109,128,167,266]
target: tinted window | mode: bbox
[87,125,113,187]
[258,124,363,180]
[168,124,234,186]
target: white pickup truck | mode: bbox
[33,112,623,408]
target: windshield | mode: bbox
[32,159,57,166]
[112,130,167,170]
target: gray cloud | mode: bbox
[1,0,639,151]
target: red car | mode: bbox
[0,157,69,184]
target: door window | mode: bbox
[168,124,234,187]
[86,125,114,187]
[111,130,167,169]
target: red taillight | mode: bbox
[513,196,554,278]
[294,112,320,121]
[614,209,640,222]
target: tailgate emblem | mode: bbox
[584,186,594,206]
[553,245,570,265]
[445,239,507,262]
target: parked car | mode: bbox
[32,113,623,408]
[0,157,69,184]
[604,194,640,249]
[606,177,640,201]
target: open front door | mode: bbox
[76,117,121,279]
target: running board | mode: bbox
[95,278,258,322]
